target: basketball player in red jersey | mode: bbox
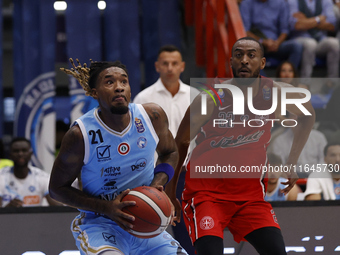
[165,37,315,255]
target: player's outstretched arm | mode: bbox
[49,125,136,230]
[275,82,315,194]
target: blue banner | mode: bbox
[104,0,141,99]
[64,0,101,122]
[159,0,181,47]
[13,0,56,172]
[141,0,159,89]
[141,0,181,91]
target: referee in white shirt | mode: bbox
[134,45,197,255]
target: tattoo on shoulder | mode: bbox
[148,108,161,121]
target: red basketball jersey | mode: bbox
[184,76,275,202]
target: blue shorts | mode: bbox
[71,212,188,255]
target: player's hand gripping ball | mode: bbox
[122,186,172,238]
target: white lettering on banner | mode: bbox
[24,78,54,108]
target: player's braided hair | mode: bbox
[60,58,128,97]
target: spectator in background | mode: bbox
[323,84,340,129]
[333,0,340,38]
[134,45,197,255]
[304,142,340,200]
[0,138,13,169]
[275,61,309,90]
[287,0,339,78]
[265,153,300,202]
[270,112,327,178]
[239,0,303,69]
[270,61,309,136]
[0,137,60,207]
[134,45,196,138]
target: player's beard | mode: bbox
[232,66,261,86]
[110,105,129,115]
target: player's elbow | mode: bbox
[48,179,64,202]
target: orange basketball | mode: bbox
[122,186,172,238]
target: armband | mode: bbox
[154,163,174,184]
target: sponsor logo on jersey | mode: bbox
[218,105,231,111]
[97,145,111,161]
[117,142,130,156]
[24,195,40,205]
[271,209,279,224]
[262,85,271,100]
[101,166,121,177]
[102,179,117,191]
[210,130,265,148]
[102,232,117,244]
[137,136,147,149]
[28,185,36,192]
[163,233,173,240]
[131,158,147,171]
[335,187,340,195]
[99,192,118,201]
[217,88,225,102]
[134,117,145,133]
[102,233,116,244]
[200,216,215,230]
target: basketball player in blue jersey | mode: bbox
[49,59,188,255]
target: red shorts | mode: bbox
[182,197,280,244]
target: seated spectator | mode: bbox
[275,61,309,90]
[265,153,300,201]
[304,142,340,200]
[333,0,340,38]
[323,84,340,129]
[271,61,309,134]
[269,112,328,178]
[239,0,303,69]
[0,137,60,207]
[287,0,339,78]
[0,138,13,169]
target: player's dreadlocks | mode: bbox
[60,58,128,97]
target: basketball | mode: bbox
[121,186,172,238]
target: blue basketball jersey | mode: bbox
[265,178,288,202]
[333,181,340,200]
[74,103,158,212]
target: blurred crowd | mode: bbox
[237,0,340,201]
